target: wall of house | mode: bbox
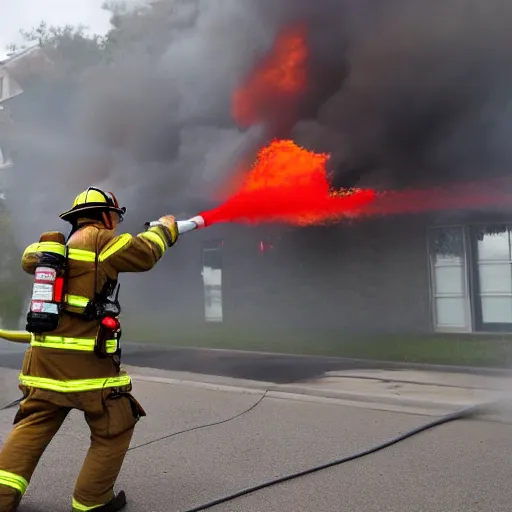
[120,215,434,335]
[218,217,433,334]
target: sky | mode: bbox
[0,0,115,59]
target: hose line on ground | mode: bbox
[0,385,499,511]
[0,398,22,411]
[180,400,497,512]
[128,391,269,452]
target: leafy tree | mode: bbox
[6,21,107,81]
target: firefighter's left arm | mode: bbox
[99,217,179,274]
[21,243,41,275]
[21,232,67,275]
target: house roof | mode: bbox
[0,45,41,66]
[0,46,53,85]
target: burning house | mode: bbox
[5,0,512,338]
[155,6,512,337]
[180,175,512,337]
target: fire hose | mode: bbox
[0,215,505,509]
[128,397,500,512]
[0,385,501,510]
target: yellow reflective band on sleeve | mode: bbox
[0,470,28,495]
[23,242,96,263]
[23,241,66,257]
[22,243,38,256]
[139,230,167,253]
[68,248,96,262]
[99,233,132,262]
[72,497,104,511]
[31,335,118,354]
[18,374,131,393]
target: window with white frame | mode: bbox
[428,226,471,332]
[471,224,512,331]
[202,245,223,323]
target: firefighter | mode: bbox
[0,186,179,512]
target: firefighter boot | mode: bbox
[72,490,126,512]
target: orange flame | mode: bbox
[242,139,329,192]
[204,23,376,228]
[201,140,377,227]
[232,23,309,127]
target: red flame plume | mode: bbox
[200,23,512,230]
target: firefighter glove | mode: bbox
[158,215,179,245]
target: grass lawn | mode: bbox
[121,317,512,369]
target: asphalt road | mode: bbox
[1,379,510,512]
[1,341,507,385]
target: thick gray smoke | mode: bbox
[298,0,512,190]
[4,0,512,247]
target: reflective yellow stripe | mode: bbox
[99,233,132,262]
[139,230,167,253]
[23,242,96,262]
[66,294,90,308]
[24,241,65,257]
[31,336,118,353]
[68,248,96,262]
[0,470,28,494]
[72,497,104,511]
[19,374,131,393]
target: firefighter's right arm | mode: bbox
[100,215,179,273]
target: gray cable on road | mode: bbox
[0,398,22,411]
[180,400,499,512]
[0,385,500,511]
[128,391,268,452]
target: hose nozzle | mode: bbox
[145,215,206,235]
[176,215,206,234]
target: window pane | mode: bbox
[476,226,510,261]
[435,297,466,327]
[434,265,464,295]
[430,226,470,330]
[431,227,464,264]
[479,263,512,294]
[204,285,223,322]
[481,297,512,324]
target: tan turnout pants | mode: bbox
[0,385,145,512]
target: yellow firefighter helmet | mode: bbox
[59,186,126,223]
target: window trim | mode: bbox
[427,224,473,333]
[469,223,512,333]
[201,244,223,324]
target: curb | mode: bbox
[128,370,490,417]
